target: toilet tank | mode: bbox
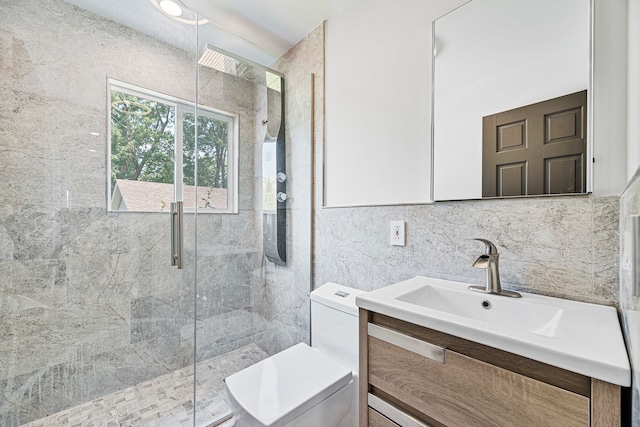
[310,283,365,373]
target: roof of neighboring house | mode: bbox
[111,179,228,211]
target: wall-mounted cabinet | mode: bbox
[323,0,628,207]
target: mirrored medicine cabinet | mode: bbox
[432,0,592,201]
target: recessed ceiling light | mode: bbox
[149,0,208,25]
[90,132,100,136]
[160,0,182,17]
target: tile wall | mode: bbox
[315,196,619,306]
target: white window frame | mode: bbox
[107,78,239,214]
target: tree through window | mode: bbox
[108,80,238,213]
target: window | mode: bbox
[108,80,238,213]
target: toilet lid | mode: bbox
[225,342,352,426]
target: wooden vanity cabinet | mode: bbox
[359,309,622,427]
[368,407,402,427]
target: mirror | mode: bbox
[432,0,591,201]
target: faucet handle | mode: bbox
[474,238,498,255]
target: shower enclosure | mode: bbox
[0,0,312,425]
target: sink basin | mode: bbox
[356,276,630,387]
[396,285,563,337]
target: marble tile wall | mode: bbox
[0,0,299,425]
[249,35,316,355]
[315,196,619,305]
[619,168,640,426]
[0,210,201,426]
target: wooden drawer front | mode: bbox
[369,408,400,427]
[368,335,590,427]
[368,393,434,427]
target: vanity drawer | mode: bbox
[367,393,434,427]
[368,329,590,426]
[368,408,400,427]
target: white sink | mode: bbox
[356,276,630,387]
[396,285,563,337]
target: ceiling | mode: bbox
[64,0,353,65]
[183,0,353,58]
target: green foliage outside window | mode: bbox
[182,112,229,189]
[110,90,229,192]
[110,91,176,188]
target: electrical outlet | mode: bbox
[390,221,406,246]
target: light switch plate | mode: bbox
[390,221,406,246]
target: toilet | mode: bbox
[224,283,364,427]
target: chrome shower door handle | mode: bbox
[170,201,183,269]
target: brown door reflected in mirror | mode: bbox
[482,90,587,197]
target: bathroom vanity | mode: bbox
[356,276,630,427]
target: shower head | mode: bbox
[198,45,278,84]
[198,45,240,75]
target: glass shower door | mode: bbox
[0,0,313,425]
[0,0,203,425]
[190,24,314,426]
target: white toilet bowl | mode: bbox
[225,343,353,427]
[224,283,364,427]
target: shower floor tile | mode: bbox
[19,344,268,427]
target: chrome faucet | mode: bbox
[468,238,521,298]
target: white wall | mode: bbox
[324,0,466,207]
[629,0,640,179]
